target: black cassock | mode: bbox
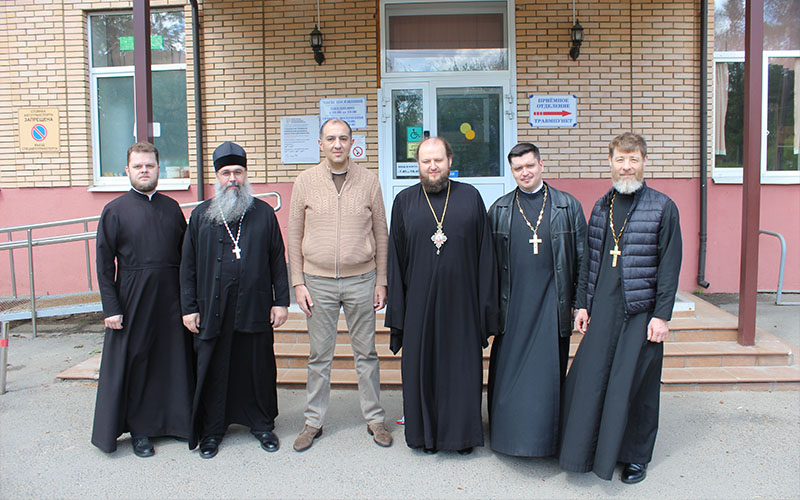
[92,190,193,453]
[386,181,498,451]
[559,193,681,480]
[488,188,566,457]
[180,198,289,447]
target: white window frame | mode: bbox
[712,50,800,185]
[381,0,512,78]
[87,11,190,192]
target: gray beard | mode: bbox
[206,179,254,224]
[421,175,449,194]
[613,178,643,195]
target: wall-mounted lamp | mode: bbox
[569,20,584,60]
[310,25,325,65]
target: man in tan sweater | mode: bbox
[287,118,392,451]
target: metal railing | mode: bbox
[760,230,800,306]
[0,192,282,338]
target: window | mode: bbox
[713,0,799,184]
[384,2,508,73]
[89,11,189,189]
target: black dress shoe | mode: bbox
[252,430,280,452]
[423,447,438,454]
[457,447,473,455]
[199,436,221,459]
[131,437,154,458]
[621,463,647,484]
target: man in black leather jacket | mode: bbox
[486,142,587,458]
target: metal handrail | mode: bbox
[759,230,800,306]
[1,192,282,337]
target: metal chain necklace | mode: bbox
[219,208,245,259]
[421,181,451,255]
[608,192,631,268]
[515,184,548,255]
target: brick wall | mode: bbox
[0,0,709,189]
[515,0,708,179]
[197,0,380,184]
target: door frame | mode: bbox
[377,0,518,213]
[378,78,518,211]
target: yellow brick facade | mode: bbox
[0,0,711,188]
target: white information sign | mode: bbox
[351,135,366,159]
[320,97,367,129]
[281,116,320,164]
[528,95,578,128]
[397,162,419,177]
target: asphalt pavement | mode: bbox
[0,303,799,500]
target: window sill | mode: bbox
[712,171,800,185]
[88,179,192,192]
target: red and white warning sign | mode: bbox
[351,135,367,159]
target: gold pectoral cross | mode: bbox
[529,233,542,255]
[431,224,448,255]
[609,243,621,267]
[233,244,242,260]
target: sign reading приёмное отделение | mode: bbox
[528,95,577,128]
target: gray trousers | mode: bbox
[303,270,385,428]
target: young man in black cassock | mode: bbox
[386,136,498,455]
[559,132,682,483]
[92,142,193,457]
[180,142,289,458]
[487,142,587,457]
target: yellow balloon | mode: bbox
[459,122,472,134]
[465,129,476,140]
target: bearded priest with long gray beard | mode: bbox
[180,141,289,459]
[558,132,682,484]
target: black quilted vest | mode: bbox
[586,182,670,315]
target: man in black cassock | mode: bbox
[487,142,587,457]
[559,132,682,483]
[92,141,193,457]
[386,136,498,455]
[180,142,289,459]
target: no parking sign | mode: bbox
[18,108,61,152]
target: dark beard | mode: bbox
[206,179,254,224]
[421,175,449,194]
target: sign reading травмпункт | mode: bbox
[528,95,577,128]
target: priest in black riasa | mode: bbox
[558,132,682,484]
[487,142,587,457]
[92,141,193,457]
[180,142,289,459]
[385,136,498,455]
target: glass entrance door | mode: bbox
[379,79,515,210]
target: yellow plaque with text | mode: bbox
[19,108,61,152]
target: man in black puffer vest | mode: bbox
[558,132,682,484]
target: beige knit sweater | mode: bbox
[287,159,388,287]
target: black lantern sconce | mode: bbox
[310,25,325,65]
[569,20,584,61]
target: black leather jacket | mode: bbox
[488,183,588,338]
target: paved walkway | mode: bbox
[1,318,798,500]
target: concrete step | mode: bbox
[661,365,800,391]
[56,291,800,391]
[277,360,800,391]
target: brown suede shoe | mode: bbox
[293,424,322,452]
[367,421,393,447]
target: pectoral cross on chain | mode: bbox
[609,244,621,267]
[232,244,242,260]
[529,233,542,255]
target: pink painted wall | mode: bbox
[546,178,799,293]
[0,183,292,297]
[1,179,797,296]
